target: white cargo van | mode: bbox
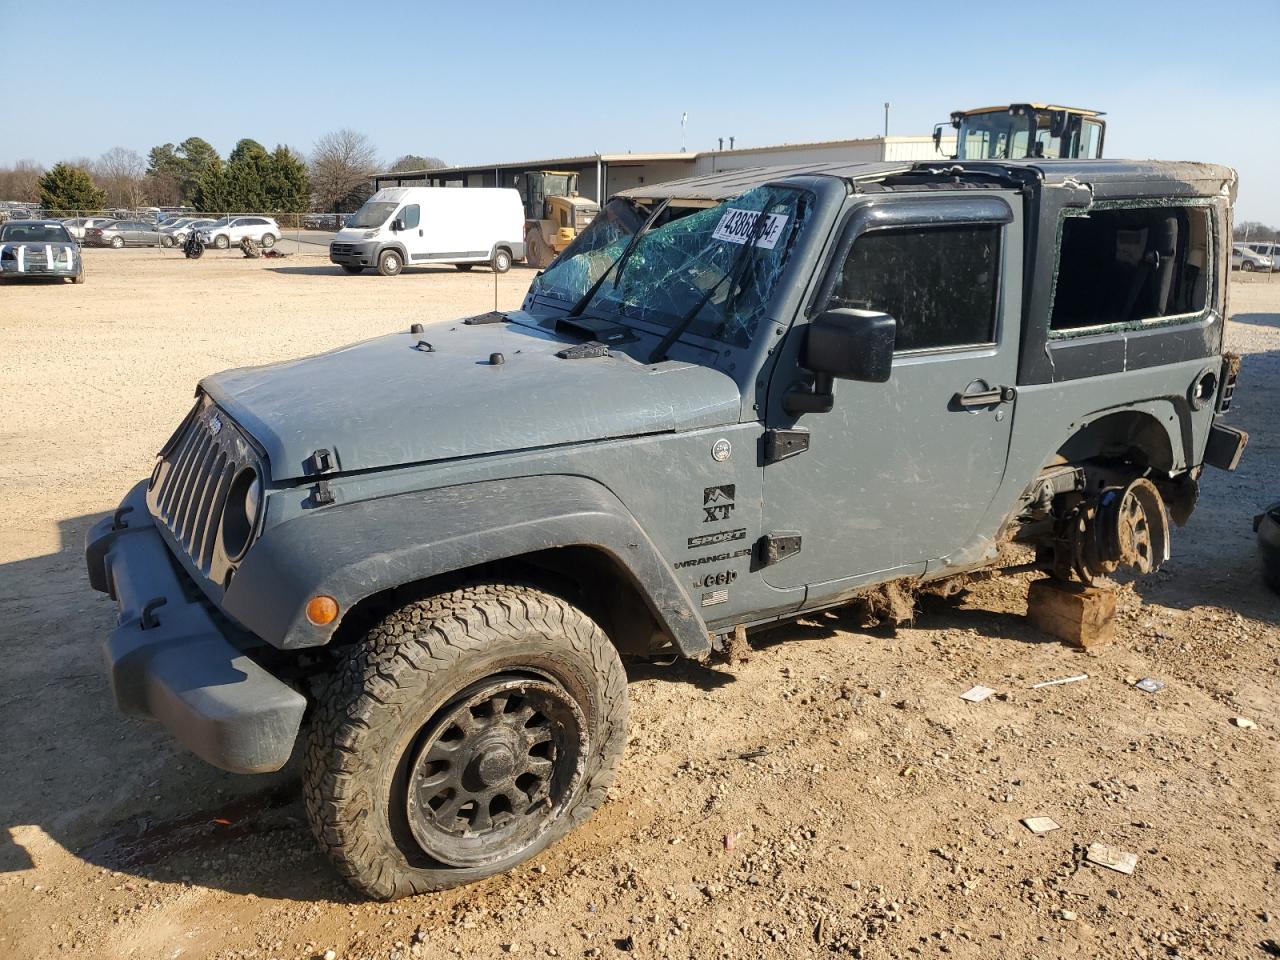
[329,187,525,277]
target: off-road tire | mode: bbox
[302,583,628,900]
[341,264,364,274]
[377,249,403,277]
[214,234,230,250]
[491,248,512,274]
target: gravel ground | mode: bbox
[0,252,1276,960]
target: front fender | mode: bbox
[222,475,710,657]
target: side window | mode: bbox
[826,225,1000,351]
[1050,206,1210,332]
[399,204,420,229]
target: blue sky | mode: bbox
[2,0,1277,222]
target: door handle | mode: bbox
[956,384,1016,408]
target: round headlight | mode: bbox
[221,467,263,561]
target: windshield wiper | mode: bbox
[565,199,670,320]
[647,193,781,364]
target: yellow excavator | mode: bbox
[521,171,599,268]
[934,103,1106,161]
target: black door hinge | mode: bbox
[763,428,810,465]
[758,532,802,566]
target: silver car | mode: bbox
[61,216,117,241]
[1232,242,1274,272]
[0,220,84,282]
[87,219,164,248]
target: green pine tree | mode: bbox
[38,163,107,214]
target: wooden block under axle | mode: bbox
[1026,579,1117,649]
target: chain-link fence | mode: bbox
[2,206,348,259]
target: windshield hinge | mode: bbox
[556,341,611,360]
[308,448,336,506]
[763,428,810,465]
[758,532,802,566]
[464,311,508,325]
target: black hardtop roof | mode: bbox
[615,158,1236,204]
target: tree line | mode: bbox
[0,132,445,215]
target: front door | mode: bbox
[762,194,1023,600]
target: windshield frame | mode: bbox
[0,222,73,243]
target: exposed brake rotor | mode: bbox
[1068,478,1171,584]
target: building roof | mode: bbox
[375,136,939,181]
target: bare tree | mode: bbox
[0,160,47,202]
[310,129,379,211]
[95,147,148,209]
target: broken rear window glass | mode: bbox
[537,186,812,350]
[1051,205,1210,332]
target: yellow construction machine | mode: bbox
[934,103,1106,161]
[521,171,599,268]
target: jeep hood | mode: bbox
[200,315,742,481]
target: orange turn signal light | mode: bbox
[306,595,339,626]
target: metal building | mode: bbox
[374,135,957,202]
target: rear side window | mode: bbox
[1051,205,1210,332]
[399,204,420,229]
[825,225,1000,351]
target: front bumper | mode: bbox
[84,481,306,774]
[329,240,376,267]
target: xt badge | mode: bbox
[703,484,735,523]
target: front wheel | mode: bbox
[1242,261,1255,273]
[377,249,403,277]
[260,232,276,248]
[71,271,85,284]
[110,236,124,249]
[302,584,628,900]
[160,235,176,248]
[491,248,512,274]
[214,234,230,250]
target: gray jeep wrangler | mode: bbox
[85,158,1247,899]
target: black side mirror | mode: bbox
[785,309,896,415]
[391,218,403,232]
[932,124,943,152]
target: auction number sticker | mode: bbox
[712,209,789,250]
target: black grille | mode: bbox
[147,398,262,582]
[331,242,355,255]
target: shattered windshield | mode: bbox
[536,186,811,349]
[532,197,651,302]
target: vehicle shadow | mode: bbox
[0,511,358,902]
[1230,311,1280,330]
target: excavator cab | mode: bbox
[934,104,1106,161]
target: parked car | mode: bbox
[86,158,1247,900]
[330,187,524,276]
[1240,241,1280,271]
[1232,242,1273,272]
[61,216,117,240]
[0,220,84,282]
[164,218,216,246]
[198,216,280,250]
[86,220,164,248]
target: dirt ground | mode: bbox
[1,249,1276,960]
